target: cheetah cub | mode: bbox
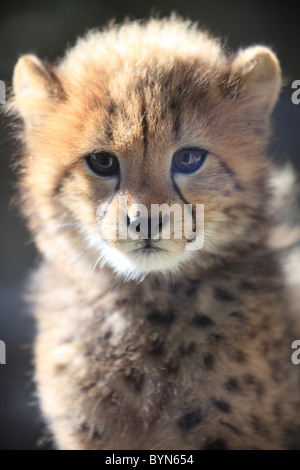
[6,17,300,449]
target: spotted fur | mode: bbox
[4,16,300,449]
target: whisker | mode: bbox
[56,221,98,229]
[92,254,103,271]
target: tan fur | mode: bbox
[4,16,300,449]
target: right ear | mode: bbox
[11,54,65,125]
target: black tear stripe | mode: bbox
[53,167,72,197]
[97,178,121,227]
[53,162,81,198]
[141,98,148,158]
[171,172,197,240]
[212,153,244,191]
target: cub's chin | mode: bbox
[99,239,194,281]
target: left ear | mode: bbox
[231,46,281,117]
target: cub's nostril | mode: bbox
[127,215,164,238]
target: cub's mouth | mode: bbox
[131,242,168,255]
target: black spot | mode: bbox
[192,314,215,327]
[108,99,116,115]
[104,330,112,340]
[225,378,241,393]
[213,399,231,413]
[185,286,197,296]
[178,409,202,431]
[170,98,177,110]
[234,350,247,363]
[234,181,244,191]
[229,311,244,319]
[187,278,202,286]
[203,353,215,369]
[214,287,235,302]
[240,280,257,291]
[210,333,224,343]
[147,310,175,325]
[179,342,196,356]
[204,438,227,450]
[256,382,265,396]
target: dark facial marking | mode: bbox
[141,99,148,157]
[178,409,202,431]
[214,287,235,302]
[171,171,189,206]
[53,165,75,197]
[213,399,231,413]
[192,314,215,327]
[185,286,197,296]
[209,333,224,343]
[173,114,181,139]
[213,154,243,191]
[234,350,247,364]
[203,438,227,450]
[225,378,241,393]
[105,98,117,141]
[104,330,112,340]
[146,310,175,325]
[203,352,215,369]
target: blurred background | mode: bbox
[0,0,299,450]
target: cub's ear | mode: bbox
[11,54,64,124]
[231,46,281,117]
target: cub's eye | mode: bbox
[172,147,208,174]
[86,152,119,177]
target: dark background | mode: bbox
[0,0,299,450]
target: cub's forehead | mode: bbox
[53,20,232,157]
[53,55,235,165]
[57,19,229,108]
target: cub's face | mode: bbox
[9,20,281,280]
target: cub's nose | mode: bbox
[127,215,163,239]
